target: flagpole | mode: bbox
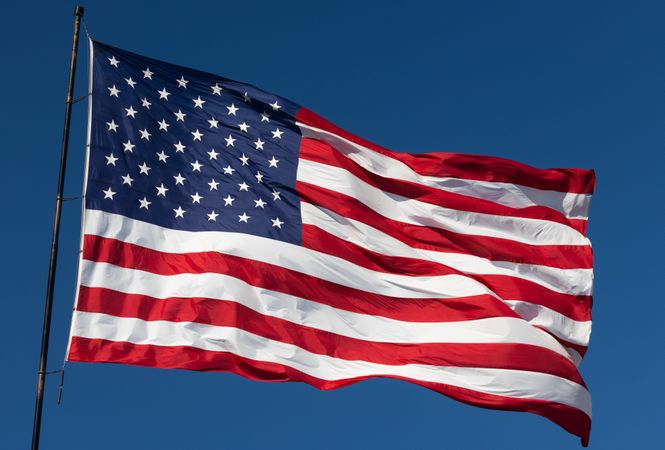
[31,6,84,450]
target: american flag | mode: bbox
[67,40,595,445]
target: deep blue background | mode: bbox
[2,1,662,448]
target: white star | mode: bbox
[191,129,203,141]
[173,206,186,218]
[173,173,186,185]
[156,183,168,196]
[156,150,169,163]
[141,97,152,109]
[238,182,249,192]
[239,154,249,166]
[268,156,279,168]
[207,149,219,160]
[211,83,223,95]
[270,100,281,111]
[223,165,235,175]
[260,111,270,122]
[243,91,251,102]
[254,198,266,208]
[138,162,151,175]
[139,128,151,140]
[125,106,137,118]
[223,194,235,206]
[125,77,137,88]
[271,128,284,139]
[174,109,186,121]
[103,187,116,199]
[238,122,250,132]
[176,76,189,88]
[106,120,118,132]
[123,140,135,152]
[142,67,153,79]
[191,192,203,204]
[271,217,283,229]
[272,190,281,201]
[225,134,236,147]
[157,119,170,131]
[121,173,134,186]
[173,141,186,153]
[207,210,219,221]
[139,197,151,209]
[254,138,265,150]
[208,179,219,190]
[108,85,120,97]
[105,153,118,166]
[238,212,251,223]
[255,171,264,183]
[193,96,206,108]
[158,88,171,100]
[208,117,219,128]
[108,56,120,67]
[226,103,239,116]
[190,160,203,172]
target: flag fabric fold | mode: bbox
[67,40,595,445]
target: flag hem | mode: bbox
[64,37,95,360]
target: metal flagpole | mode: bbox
[31,6,85,450]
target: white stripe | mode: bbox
[297,122,591,219]
[503,301,591,347]
[565,347,583,367]
[297,159,590,246]
[79,260,571,357]
[84,210,502,300]
[71,311,591,417]
[302,202,593,296]
[302,203,591,346]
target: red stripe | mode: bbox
[300,138,588,234]
[83,235,517,323]
[302,225,591,322]
[68,337,591,446]
[297,182,594,270]
[301,223,458,277]
[296,107,596,195]
[76,286,584,384]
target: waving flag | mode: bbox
[67,40,595,445]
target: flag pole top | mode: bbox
[74,5,84,17]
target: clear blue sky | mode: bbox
[2,1,662,448]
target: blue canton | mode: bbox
[87,41,303,244]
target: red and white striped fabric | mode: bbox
[68,95,595,443]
